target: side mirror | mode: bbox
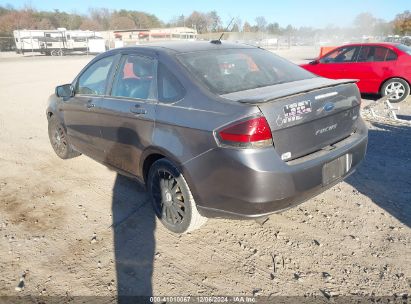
[309,59,319,65]
[56,84,74,98]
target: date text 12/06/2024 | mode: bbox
[150,296,257,303]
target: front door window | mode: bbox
[76,55,115,95]
[320,46,359,63]
[111,55,156,100]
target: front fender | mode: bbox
[46,94,61,120]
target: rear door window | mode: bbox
[374,47,388,61]
[157,63,186,103]
[111,55,156,100]
[386,49,398,61]
[357,46,397,62]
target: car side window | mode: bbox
[76,56,114,95]
[157,63,186,103]
[357,46,376,62]
[111,55,156,100]
[386,49,398,61]
[374,47,389,61]
[357,46,398,62]
[320,46,359,63]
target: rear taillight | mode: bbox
[215,115,273,148]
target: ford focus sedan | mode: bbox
[47,41,368,233]
[301,43,411,103]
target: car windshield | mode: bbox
[397,44,411,55]
[177,48,315,94]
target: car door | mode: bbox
[349,46,398,93]
[97,53,157,176]
[306,46,361,79]
[62,54,119,160]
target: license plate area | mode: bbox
[322,154,352,185]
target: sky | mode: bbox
[1,0,409,28]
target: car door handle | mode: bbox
[129,105,147,115]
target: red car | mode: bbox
[301,43,411,102]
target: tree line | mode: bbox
[0,4,410,37]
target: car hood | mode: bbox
[220,77,357,104]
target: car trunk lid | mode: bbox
[221,78,361,161]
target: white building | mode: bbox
[109,27,197,47]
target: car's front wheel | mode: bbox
[48,116,80,159]
[381,78,410,103]
[147,159,207,233]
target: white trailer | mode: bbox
[13,28,105,55]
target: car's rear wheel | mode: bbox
[147,159,207,233]
[381,78,410,103]
[48,116,80,159]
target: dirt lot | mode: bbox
[0,50,410,300]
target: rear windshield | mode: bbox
[397,44,411,55]
[177,48,315,95]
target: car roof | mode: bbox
[111,40,256,54]
[338,42,400,48]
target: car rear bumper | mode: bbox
[182,119,368,219]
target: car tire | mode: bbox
[381,78,410,103]
[48,116,80,159]
[147,158,207,234]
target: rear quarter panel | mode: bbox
[149,96,258,204]
[151,95,258,166]
[396,52,411,83]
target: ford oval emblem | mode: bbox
[323,102,335,112]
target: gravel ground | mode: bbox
[0,49,410,300]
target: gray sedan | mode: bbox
[46,41,368,233]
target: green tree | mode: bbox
[393,10,411,35]
[231,23,239,32]
[177,14,185,27]
[89,8,111,30]
[255,16,267,32]
[242,21,251,32]
[232,17,242,32]
[80,18,103,31]
[267,22,280,35]
[354,12,377,35]
[109,15,135,30]
[374,18,393,36]
[186,11,209,33]
[207,10,221,32]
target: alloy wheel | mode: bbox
[385,81,406,101]
[51,125,67,156]
[152,169,186,226]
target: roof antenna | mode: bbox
[210,17,235,45]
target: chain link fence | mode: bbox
[0,37,16,52]
[197,32,317,49]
